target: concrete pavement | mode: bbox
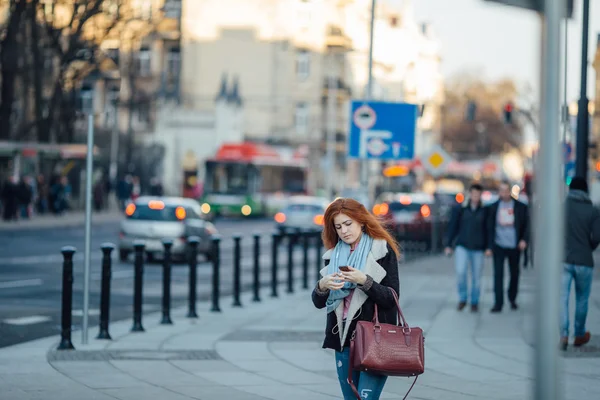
[1,255,600,399]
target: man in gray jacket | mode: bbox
[561,177,600,350]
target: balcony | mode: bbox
[325,25,352,50]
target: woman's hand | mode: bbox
[318,274,345,291]
[339,267,367,286]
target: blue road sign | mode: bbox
[347,100,417,160]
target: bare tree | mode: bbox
[441,73,524,159]
[0,0,27,140]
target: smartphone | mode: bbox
[339,266,351,272]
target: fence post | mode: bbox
[187,236,200,318]
[253,233,261,302]
[302,230,309,289]
[57,246,76,350]
[161,239,174,325]
[287,229,297,293]
[232,235,243,307]
[97,243,115,340]
[315,230,322,282]
[131,240,145,332]
[271,232,279,298]
[210,235,222,312]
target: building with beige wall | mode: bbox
[173,0,443,193]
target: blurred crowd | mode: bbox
[0,175,73,221]
[0,173,164,222]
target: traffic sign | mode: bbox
[421,144,453,177]
[347,101,417,160]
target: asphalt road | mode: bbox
[0,217,309,348]
[0,217,428,348]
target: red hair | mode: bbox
[322,198,400,257]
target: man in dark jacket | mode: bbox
[488,181,530,313]
[445,183,492,312]
[560,177,600,350]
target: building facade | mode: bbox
[173,0,443,194]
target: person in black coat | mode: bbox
[312,198,400,400]
[487,181,530,312]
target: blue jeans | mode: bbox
[455,246,484,305]
[560,263,594,338]
[335,348,387,400]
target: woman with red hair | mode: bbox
[312,198,400,399]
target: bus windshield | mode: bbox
[204,162,251,195]
[204,161,305,195]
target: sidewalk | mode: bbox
[1,255,600,400]
[0,209,122,231]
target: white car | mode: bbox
[274,196,330,234]
[118,196,218,262]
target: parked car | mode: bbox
[274,196,329,234]
[374,192,436,245]
[118,196,218,262]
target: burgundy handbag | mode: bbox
[347,289,424,400]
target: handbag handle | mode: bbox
[373,288,410,330]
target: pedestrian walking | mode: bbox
[560,177,600,350]
[444,183,492,312]
[488,181,529,313]
[312,198,400,400]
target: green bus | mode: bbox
[200,142,309,218]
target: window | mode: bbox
[205,162,251,195]
[136,102,150,126]
[166,47,180,83]
[126,204,184,221]
[104,87,119,126]
[295,102,309,135]
[137,47,151,76]
[296,50,310,81]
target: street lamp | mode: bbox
[79,70,99,346]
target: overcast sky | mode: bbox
[406,0,600,103]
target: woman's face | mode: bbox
[333,213,363,245]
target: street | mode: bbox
[0,217,286,348]
[0,216,428,349]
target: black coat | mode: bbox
[311,240,400,352]
[487,199,530,248]
[564,190,600,267]
[445,202,491,250]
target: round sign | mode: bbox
[353,105,376,129]
[367,137,387,156]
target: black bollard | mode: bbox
[315,230,322,281]
[58,246,76,350]
[210,235,222,312]
[161,239,174,325]
[252,233,261,302]
[187,236,200,318]
[97,243,115,340]
[232,235,243,307]
[131,240,145,332]
[270,232,279,298]
[287,230,297,293]
[302,230,310,289]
